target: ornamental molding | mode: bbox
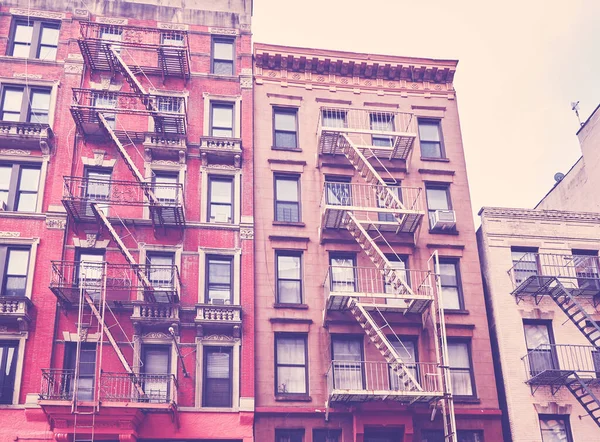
[13,73,42,80]
[158,23,189,31]
[64,64,84,74]
[240,227,254,240]
[480,207,600,223]
[240,68,252,76]
[0,232,20,238]
[209,27,239,36]
[240,77,253,89]
[96,17,128,25]
[73,9,89,20]
[67,53,84,61]
[10,8,65,20]
[203,334,235,341]
[0,149,30,156]
[143,331,170,340]
[46,217,66,230]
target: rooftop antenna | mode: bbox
[571,101,583,127]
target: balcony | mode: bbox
[49,260,181,305]
[324,266,434,314]
[0,296,31,331]
[78,22,191,79]
[195,303,242,324]
[509,253,600,304]
[318,107,417,161]
[321,182,425,234]
[0,121,53,152]
[40,369,177,409]
[326,360,443,403]
[70,88,187,139]
[200,136,242,166]
[132,303,180,324]
[522,344,600,388]
[62,176,185,228]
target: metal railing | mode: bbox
[321,182,424,213]
[318,106,416,136]
[132,303,180,321]
[323,266,434,303]
[509,253,600,293]
[326,361,442,396]
[49,260,181,304]
[200,136,243,154]
[40,369,177,405]
[81,22,190,49]
[195,304,242,323]
[522,344,600,382]
[63,176,185,209]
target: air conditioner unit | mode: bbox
[431,209,456,230]
[210,298,226,305]
[212,213,230,223]
[0,201,6,211]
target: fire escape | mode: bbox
[510,253,600,428]
[318,107,457,441]
[39,22,190,441]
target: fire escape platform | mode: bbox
[320,130,416,161]
[326,293,433,314]
[328,388,443,403]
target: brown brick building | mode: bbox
[252,44,504,442]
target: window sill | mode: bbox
[420,157,450,162]
[0,211,46,220]
[428,228,459,236]
[444,309,470,315]
[273,303,308,310]
[275,394,312,402]
[273,221,305,227]
[195,406,239,412]
[271,146,302,152]
[453,397,481,404]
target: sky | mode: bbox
[252,0,600,220]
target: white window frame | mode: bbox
[201,166,241,225]
[202,93,241,139]
[198,247,241,305]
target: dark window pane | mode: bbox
[0,342,18,404]
[276,337,307,394]
[314,429,341,442]
[276,203,299,222]
[4,249,29,297]
[204,348,232,407]
[213,61,233,76]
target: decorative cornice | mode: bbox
[479,207,600,223]
[10,8,65,20]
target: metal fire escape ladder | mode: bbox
[338,134,411,230]
[350,301,422,392]
[548,279,600,348]
[565,373,600,428]
[428,251,457,442]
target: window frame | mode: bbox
[418,118,446,159]
[274,174,301,223]
[205,255,233,304]
[0,246,31,298]
[275,429,305,442]
[539,415,573,442]
[208,175,234,223]
[275,250,303,304]
[438,258,464,311]
[0,163,42,212]
[211,37,235,76]
[313,429,342,442]
[64,342,97,401]
[202,346,233,407]
[421,430,485,442]
[0,340,19,405]
[272,107,299,150]
[274,333,309,397]
[209,101,235,138]
[8,19,60,61]
[0,85,51,124]
[447,339,477,399]
[425,184,453,230]
[329,252,357,292]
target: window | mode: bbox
[364,428,402,442]
[370,112,395,147]
[142,345,171,403]
[276,251,302,304]
[571,249,600,292]
[313,429,341,442]
[203,347,232,407]
[426,185,452,229]
[0,86,51,124]
[274,175,300,222]
[208,176,233,223]
[0,341,18,404]
[384,255,409,306]
[275,335,308,395]
[421,430,484,442]
[276,429,304,442]
[329,254,356,293]
[146,253,175,303]
[153,172,179,204]
[273,108,298,149]
[64,343,96,401]
[210,103,234,137]
[206,256,233,304]
[212,38,234,75]
[389,338,417,390]
[9,20,60,61]
[511,247,538,285]
[322,109,346,128]
[0,247,30,297]
[439,259,463,310]
[92,92,117,129]
[0,164,41,212]
[100,26,122,53]
[331,336,364,390]
[76,250,104,301]
[539,416,573,442]
[161,32,184,46]
[84,168,111,216]
[325,176,352,206]
[524,321,557,376]
[418,120,444,158]
[447,341,475,397]
[378,182,401,222]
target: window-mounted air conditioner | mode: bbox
[431,209,456,230]
[212,213,230,223]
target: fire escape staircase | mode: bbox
[565,373,600,428]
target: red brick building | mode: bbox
[0,1,254,441]
[252,44,504,442]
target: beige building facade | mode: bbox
[478,207,600,441]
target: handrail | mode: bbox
[521,343,600,380]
